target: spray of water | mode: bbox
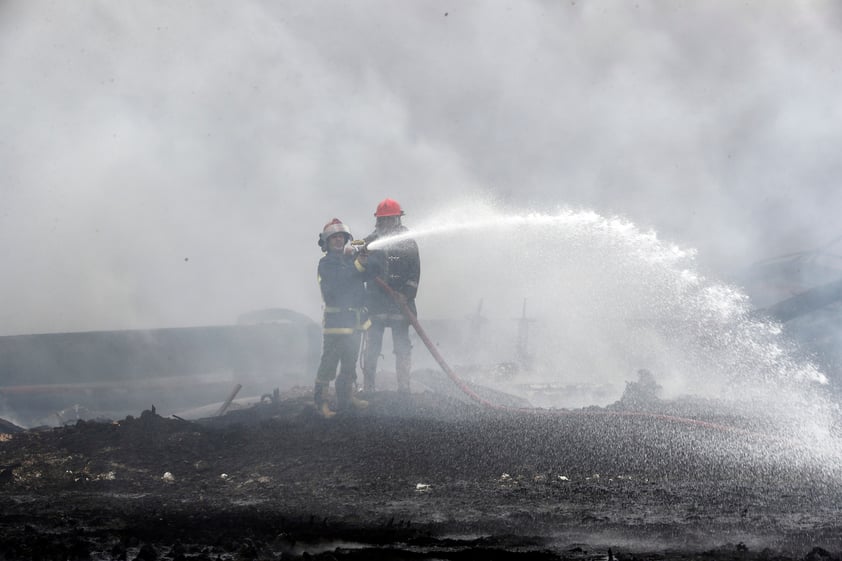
[375,198,840,462]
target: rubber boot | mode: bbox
[396,356,411,394]
[350,390,369,410]
[319,402,336,418]
[313,382,335,419]
[337,377,369,410]
[335,376,351,412]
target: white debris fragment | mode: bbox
[161,471,175,482]
[415,483,431,493]
[220,473,230,480]
[557,475,570,481]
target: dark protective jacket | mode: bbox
[363,225,421,318]
[317,252,369,334]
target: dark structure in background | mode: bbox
[0,309,321,426]
[747,237,842,386]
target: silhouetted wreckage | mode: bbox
[748,237,842,384]
[760,277,842,323]
[0,309,320,426]
[619,368,663,407]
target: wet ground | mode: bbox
[2,388,842,560]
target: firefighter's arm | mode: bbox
[317,259,336,303]
[349,239,369,271]
[353,252,367,272]
[401,241,421,301]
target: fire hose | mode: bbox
[372,276,500,410]
[372,276,763,435]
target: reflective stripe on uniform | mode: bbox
[323,327,355,334]
[371,313,405,321]
[323,307,369,332]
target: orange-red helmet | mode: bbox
[374,198,404,217]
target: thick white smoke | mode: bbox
[1,1,841,338]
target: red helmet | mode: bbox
[318,218,352,250]
[374,198,404,217]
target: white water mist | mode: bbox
[389,199,834,441]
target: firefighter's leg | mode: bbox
[313,382,335,418]
[362,320,385,392]
[347,330,368,408]
[392,320,413,393]
[314,335,341,418]
[336,332,367,410]
[336,372,368,411]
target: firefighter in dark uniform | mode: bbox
[361,199,421,393]
[314,218,370,418]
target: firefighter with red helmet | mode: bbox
[314,218,370,417]
[361,199,421,393]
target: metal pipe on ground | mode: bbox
[216,384,243,417]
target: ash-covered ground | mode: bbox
[2,386,842,561]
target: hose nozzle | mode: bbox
[349,239,369,256]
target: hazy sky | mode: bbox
[2,1,841,335]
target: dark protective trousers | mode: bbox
[362,316,412,392]
[315,331,362,406]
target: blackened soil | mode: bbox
[2,390,842,560]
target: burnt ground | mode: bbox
[2,387,842,561]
